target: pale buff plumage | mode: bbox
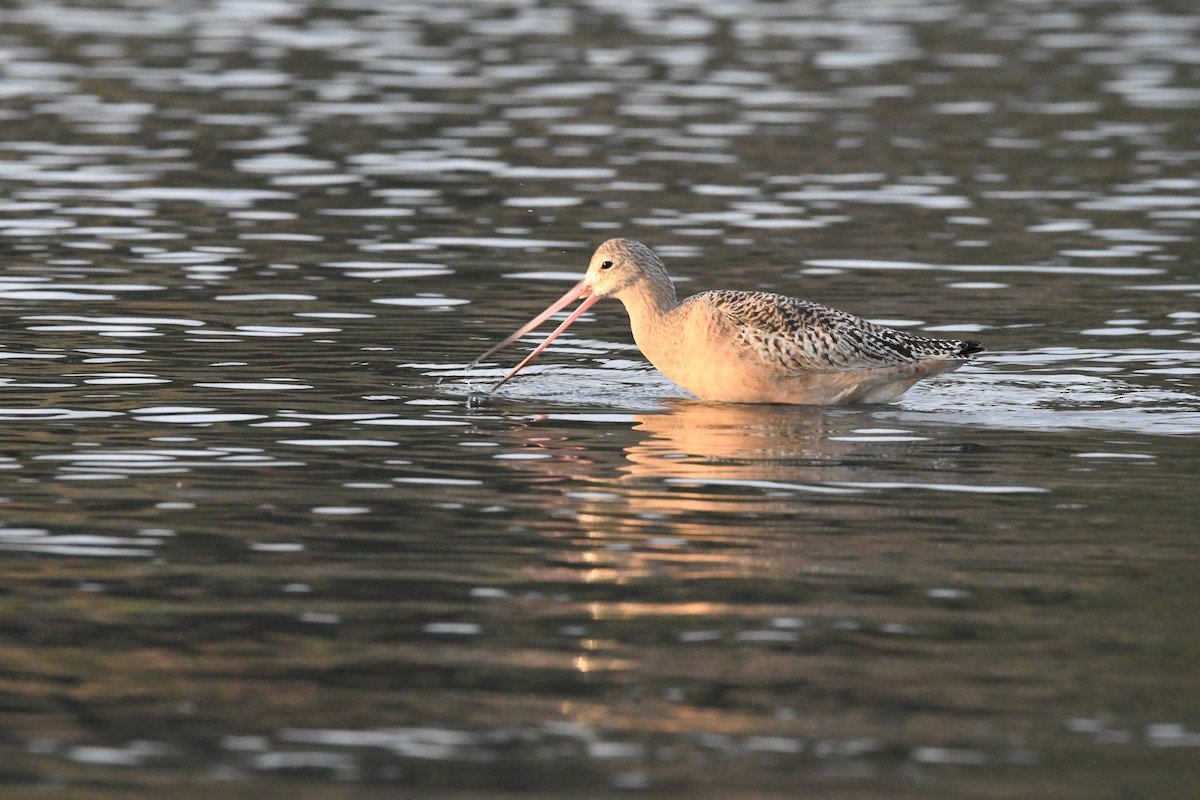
[472,238,984,405]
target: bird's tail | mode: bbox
[957,340,985,357]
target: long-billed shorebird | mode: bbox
[470,238,984,404]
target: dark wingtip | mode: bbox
[958,340,985,357]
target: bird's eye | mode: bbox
[600,260,613,270]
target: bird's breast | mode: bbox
[630,301,778,402]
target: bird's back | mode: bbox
[696,289,983,374]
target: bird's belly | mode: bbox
[642,331,962,405]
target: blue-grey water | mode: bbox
[1,1,1198,798]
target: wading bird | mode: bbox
[471,238,983,404]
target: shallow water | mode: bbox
[1,0,1198,797]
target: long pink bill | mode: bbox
[491,289,601,392]
[466,279,588,371]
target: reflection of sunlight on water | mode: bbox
[896,352,1200,435]
[0,529,162,557]
[487,399,1055,596]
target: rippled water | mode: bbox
[2,0,1198,797]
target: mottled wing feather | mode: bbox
[701,290,980,374]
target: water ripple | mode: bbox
[1,1,1198,796]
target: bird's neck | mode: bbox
[616,279,682,368]
[616,277,677,330]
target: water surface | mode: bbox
[1,0,1198,797]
